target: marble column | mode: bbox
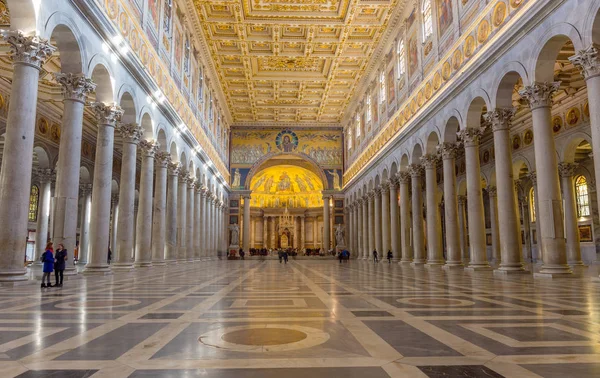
[323,195,331,251]
[398,172,412,263]
[409,164,425,266]
[194,185,202,261]
[520,83,571,276]
[0,31,54,283]
[373,188,383,253]
[151,152,169,266]
[79,185,93,265]
[112,123,142,271]
[312,216,318,250]
[263,216,268,248]
[529,172,542,262]
[165,162,180,264]
[457,195,468,264]
[488,186,501,264]
[134,140,159,267]
[459,128,491,271]
[362,196,368,259]
[421,154,444,267]
[209,195,216,256]
[381,183,391,254]
[243,194,251,252]
[176,170,188,262]
[201,188,208,257]
[33,169,54,264]
[438,143,462,268]
[300,216,305,250]
[252,216,257,249]
[110,195,119,257]
[356,199,364,258]
[558,163,584,266]
[84,103,123,275]
[367,192,375,255]
[485,108,525,273]
[52,73,96,275]
[186,177,195,262]
[389,180,400,259]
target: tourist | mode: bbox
[240,249,245,260]
[373,249,378,263]
[54,244,67,287]
[278,250,283,263]
[283,250,289,264]
[107,247,112,264]
[387,250,393,264]
[338,250,343,264]
[40,242,54,288]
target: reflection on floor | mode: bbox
[1,260,600,377]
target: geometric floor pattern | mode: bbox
[0,260,599,377]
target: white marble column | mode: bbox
[356,199,363,258]
[33,169,54,264]
[300,216,305,251]
[520,83,571,276]
[488,186,501,264]
[367,192,375,255]
[53,73,96,275]
[151,152,169,266]
[134,140,159,268]
[459,128,491,271]
[312,216,318,250]
[176,170,188,262]
[186,177,195,262]
[112,123,142,271]
[361,196,368,259]
[0,31,54,283]
[558,163,584,266]
[457,195,468,264]
[194,185,202,261]
[263,216,268,249]
[529,172,542,262]
[438,143,462,268]
[243,194,251,252]
[381,183,391,254]
[389,180,400,259]
[398,172,412,263]
[84,103,123,275]
[110,195,119,258]
[209,195,216,256]
[165,162,179,264]
[200,188,208,258]
[485,108,525,274]
[323,195,331,251]
[421,155,444,267]
[372,187,382,253]
[409,164,425,266]
[79,185,93,265]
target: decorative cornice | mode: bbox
[1,30,55,68]
[518,82,560,109]
[54,73,96,103]
[569,44,600,80]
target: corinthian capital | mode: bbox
[457,128,483,147]
[139,140,160,158]
[518,82,560,109]
[569,44,600,80]
[35,168,55,184]
[167,161,181,176]
[420,154,439,169]
[558,162,578,178]
[408,163,424,177]
[90,102,123,126]
[1,30,55,68]
[155,151,171,168]
[437,142,458,160]
[484,108,516,132]
[54,73,96,103]
[178,169,189,181]
[118,122,144,144]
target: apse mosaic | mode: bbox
[248,165,324,208]
[230,128,343,167]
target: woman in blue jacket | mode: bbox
[41,242,55,288]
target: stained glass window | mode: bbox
[529,187,536,223]
[366,96,372,123]
[422,0,433,40]
[379,71,386,104]
[28,185,39,222]
[355,113,361,138]
[575,175,590,217]
[397,40,406,76]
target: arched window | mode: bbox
[366,96,372,123]
[347,129,353,151]
[575,175,591,217]
[422,0,433,40]
[29,185,39,223]
[397,40,406,76]
[379,71,386,104]
[355,113,361,138]
[529,187,536,223]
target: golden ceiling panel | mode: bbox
[189,0,400,125]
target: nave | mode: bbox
[0,261,599,377]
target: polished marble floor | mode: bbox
[0,260,599,377]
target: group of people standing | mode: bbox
[40,242,68,288]
[372,250,394,263]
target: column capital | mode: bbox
[1,30,55,68]
[420,153,439,169]
[569,44,600,80]
[518,82,560,109]
[167,161,181,176]
[487,185,497,198]
[457,195,467,205]
[195,182,204,193]
[356,198,364,205]
[187,177,198,190]
[408,163,424,178]
[178,169,189,181]
[201,186,209,197]
[118,123,144,144]
[373,186,382,196]
[34,168,55,184]
[90,102,123,127]
[111,193,119,205]
[558,162,578,178]
[155,151,171,168]
[397,171,411,184]
[381,180,392,192]
[484,108,516,132]
[139,139,160,158]
[367,191,376,201]
[437,142,459,160]
[457,127,483,147]
[79,183,93,195]
[528,171,537,186]
[54,73,96,103]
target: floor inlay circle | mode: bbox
[199,324,330,352]
[55,299,141,309]
[396,297,475,307]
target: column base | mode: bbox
[568,260,586,267]
[534,264,573,279]
[399,259,412,265]
[64,267,78,276]
[152,261,166,266]
[134,262,153,268]
[464,264,493,272]
[425,261,445,268]
[0,269,29,286]
[591,276,600,282]
[493,268,529,276]
[442,264,464,271]
[410,261,425,268]
[83,264,113,275]
[165,260,178,265]
[109,263,134,272]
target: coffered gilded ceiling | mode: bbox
[188,0,402,126]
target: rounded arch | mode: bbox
[117,85,139,115]
[140,112,154,140]
[111,179,119,195]
[442,112,462,142]
[561,132,593,163]
[156,128,168,152]
[465,95,490,129]
[532,26,584,82]
[390,161,398,177]
[512,155,532,178]
[79,166,91,184]
[89,62,114,103]
[119,92,136,125]
[169,142,179,162]
[180,151,188,170]
[6,0,37,33]
[400,153,410,171]
[425,130,440,154]
[188,160,195,178]
[494,70,526,109]
[33,145,51,169]
[374,174,381,188]
[47,20,84,74]
[410,143,423,164]
[244,152,329,190]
